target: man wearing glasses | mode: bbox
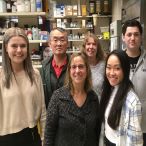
[40,27,69,108]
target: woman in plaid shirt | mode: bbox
[99,50,143,146]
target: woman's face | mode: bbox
[85,37,97,59]
[70,56,87,87]
[6,36,27,67]
[106,55,124,86]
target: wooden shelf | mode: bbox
[53,15,92,19]
[67,50,81,53]
[68,39,83,42]
[0,12,47,18]
[0,40,47,44]
[29,40,47,43]
[52,15,112,19]
[64,27,93,30]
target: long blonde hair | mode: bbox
[82,33,105,61]
[2,27,35,88]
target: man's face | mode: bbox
[122,26,142,51]
[49,30,68,56]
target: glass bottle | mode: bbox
[103,0,109,14]
[96,0,101,14]
[25,0,31,12]
[6,0,12,12]
[89,0,96,15]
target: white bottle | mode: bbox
[32,25,39,40]
[17,0,25,12]
[25,0,30,12]
[30,0,36,12]
[36,0,42,12]
[0,0,6,12]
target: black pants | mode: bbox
[104,136,116,146]
[143,133,146,146]
[0,126,41,146]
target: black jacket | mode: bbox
[40,55,69,108]
[44,86,100,146]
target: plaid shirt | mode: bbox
[99,88,143,146]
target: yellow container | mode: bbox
[103,32,110,40]
[81,5,87,16]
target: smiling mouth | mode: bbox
[56,48,62,50]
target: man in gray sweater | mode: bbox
[122,19,146,145]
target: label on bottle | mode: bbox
[96,1,101,13]
[36,0,42,12]
[7,3,11,9]
[81,5,87,16]
[89,2,95,14]
[104,0,109,13]
[25,0,31,12]
[6,2,12,12]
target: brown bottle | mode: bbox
[103,0,109,14]
[89,0,96,15]
[96,0,101,14]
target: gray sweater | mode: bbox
[130,48,146,133]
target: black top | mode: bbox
[44,86,100,146]
[40,55,69,108]
[128,55,140,72]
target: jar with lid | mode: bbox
[103,0,109,14]
[96,0,101,14]
[25,0,30,12]
[30,0,36,12]
[0,0,6,12]
[36,0,42,12]
[17,0,25,12]
[89,0,96,15]
[6,0,12,12]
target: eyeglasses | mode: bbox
[70,64,86,70]
[51,37,67,44]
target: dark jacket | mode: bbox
[44,86,100,146]
[40,55,69,108]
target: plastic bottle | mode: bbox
[103,0,109,14]
[25,0,31,12]
[32,25,39,40]
[0,0,6,12]
[89,0,96,15]
[96,0,101,14]
[27,27,32,40]
[30,0,36,12]
[36,0,42,12]
[12,2,17,12]
[17,0,25,12]
[6,0,12,12]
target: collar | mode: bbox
[58,86,98,102]
[52,56,67,68]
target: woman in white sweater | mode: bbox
[0,27,46,146]
[99,50,143,146]
[81,33,105,100]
